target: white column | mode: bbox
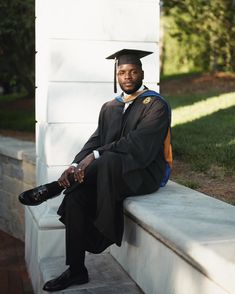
[27,0,160,292]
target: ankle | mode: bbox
[69,265,87,276]
[46,181,63,195]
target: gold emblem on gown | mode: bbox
[143,97,152,104]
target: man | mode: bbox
[19,49,172,292]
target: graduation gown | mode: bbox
[58,89,170,249]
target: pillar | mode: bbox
[26,0,160,292]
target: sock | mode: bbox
[45,181,63,196]
[69,264,87,276]
[69,250,86,276]
[45,174,76,197]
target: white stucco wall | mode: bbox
[35,0,160,191]
[27,1,160,292]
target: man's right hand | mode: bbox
[58,166,76,189]
[58,153,95,189]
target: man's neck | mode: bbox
[123,85,145,98]
[122,85,148,104]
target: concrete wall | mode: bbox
[33,0,160,258]
[27,1,160,291]
[0,136,35,240]
[35,0,160,194]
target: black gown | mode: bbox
[57,90,170,254]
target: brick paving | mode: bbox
[0,230,33,294]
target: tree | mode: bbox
[0,0,35,97]
[162,0,235,73]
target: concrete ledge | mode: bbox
[111,181,235,294]
[0,135,35,162]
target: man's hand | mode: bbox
[58,153,95,188]
[58,166,76,189]
[74,153,95,183]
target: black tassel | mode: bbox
[114,58,117,93]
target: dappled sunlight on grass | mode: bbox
[172,105,235,172]
[172,92,235,127]
[228,139,235,146]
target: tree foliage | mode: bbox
[162,0,235,73]
[0,0,35,97]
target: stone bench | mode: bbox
[1,136,234,293]
[26,180,235,293]
[111,181,235,294]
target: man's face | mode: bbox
[117,64,144,94]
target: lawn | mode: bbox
[167,92,235,174]
[0,93,35,132]
[160,72,235,204]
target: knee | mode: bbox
[64,192,78,210]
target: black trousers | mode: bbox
[57,152,158,269]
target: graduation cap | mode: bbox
[106,49,153,93]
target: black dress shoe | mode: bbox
[43,268,89,292]
[18,182,63,206]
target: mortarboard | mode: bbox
[106,49,153,93]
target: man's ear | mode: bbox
[142,70,144,80]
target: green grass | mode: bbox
[176,179,201,190]
[165,90,235,110]
[0,92,26,102]
[170,100,235,174]
[0,93,35,132]
[160,71,203,82]
[171,92,235,125]
[0,110,35,132]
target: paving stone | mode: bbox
[40,253,143,293]
[0,229,34,293]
